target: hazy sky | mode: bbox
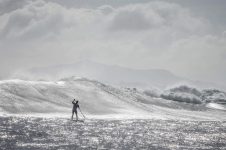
[0,0,226,85]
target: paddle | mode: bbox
[79,107,86,120]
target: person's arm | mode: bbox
[72,100,75,104]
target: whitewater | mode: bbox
[0,77,225,120]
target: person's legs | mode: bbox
[75,111,78,121]
[71,110,74,120]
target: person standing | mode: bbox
[71,99,79,121]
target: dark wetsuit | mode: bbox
[72,101,79,113]
[71,100,79,120]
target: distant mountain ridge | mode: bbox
[12,60,225,90]
[13,60,184,89]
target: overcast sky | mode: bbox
[0,0,226,85]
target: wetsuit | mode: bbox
[71,100,79,120]
[72,101,79,113]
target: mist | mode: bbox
[0,0,226,86]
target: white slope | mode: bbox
[0,77,226,120]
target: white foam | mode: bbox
[206,103,226,110]
[0,78,226,120]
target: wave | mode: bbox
[201,89,226,103]
[0,78,152,118]
[0,78,226,120]
[144,85,226,104]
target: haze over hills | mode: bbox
[11,60,225,90]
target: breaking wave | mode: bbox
[144,85,226,104]
[0,78,226,120]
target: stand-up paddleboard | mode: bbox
[70,119,85,123]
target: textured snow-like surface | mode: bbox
[1,117,226,150]
[0,78,226,120]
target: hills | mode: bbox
[13,60,222,90]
